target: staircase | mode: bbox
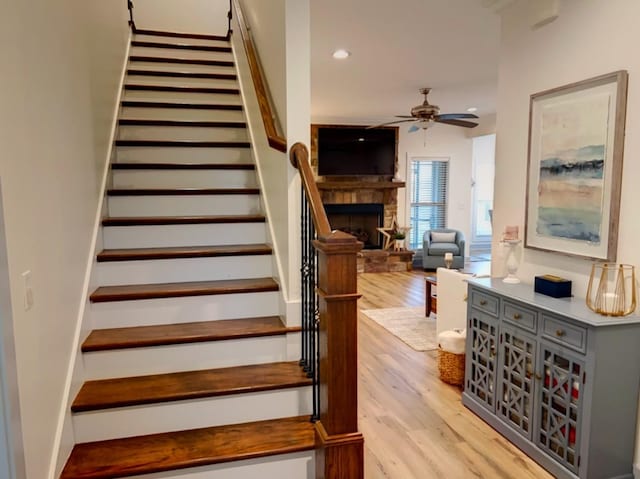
[61,29,315,479]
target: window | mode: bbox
[471,134,495,244]
[408,158,449,250]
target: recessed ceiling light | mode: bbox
[332,49,351,60]
[358,138,365,142]
[466,107,478,113]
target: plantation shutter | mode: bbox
[409,159,449,250]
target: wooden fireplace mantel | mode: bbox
[316,180,406,190]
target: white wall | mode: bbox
[0,0,129,476]
[494,0,640,294]
[494,0,640,468]
[232,0,308,322]
[134,0,229,36]
[397,125,474,249]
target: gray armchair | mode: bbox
[422,228,465,270]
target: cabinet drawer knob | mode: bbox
[513,313,522,320]
[556,329,566,337]
[480,299,488,305]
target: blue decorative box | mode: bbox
[534,275,572,298]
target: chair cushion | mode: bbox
[428,243,460,256]
[431,231,456,243]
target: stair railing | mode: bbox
[230,0,286,152]
[127,0,137,31]
[290,143,365,479]
[226,0,232,39]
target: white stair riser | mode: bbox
[130,46,233,61]
[128,61,235,75]
[125,75,239,89]
[73,387,312,442]
[112,169,256,189]
[90,291,280,328]
[133,34,230,47]
[128,451,314,479]
[123,89,240,104]
[116,145,251,163]
[97,255,272,285]
[83,332,301,379]
[103,223,266,249]
[107,195,260,217]
[118,125,248,142]
[120,107,245,122]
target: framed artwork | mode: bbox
[525,71,628,261]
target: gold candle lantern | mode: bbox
[586,263,637,317]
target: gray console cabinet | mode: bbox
[463,278,640,479]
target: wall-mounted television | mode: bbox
[316,126,397,176]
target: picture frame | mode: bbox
[524,70,628,261]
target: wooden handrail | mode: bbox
[231,0,286,152]
[289,143,331,237]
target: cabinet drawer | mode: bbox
[470,289,499,317]
[541,315,587,353]
[502,301,537,333]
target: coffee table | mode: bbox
[425,276,437,317]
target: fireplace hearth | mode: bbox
[324,203,384,249]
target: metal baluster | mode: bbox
[127,0,136,31]
[300,186,320,421]
[312,221,319,421]
[300,187,308,372]
[227,0,233,38]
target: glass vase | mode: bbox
[586,263,637,317]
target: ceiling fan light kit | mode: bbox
[368,87,480,133]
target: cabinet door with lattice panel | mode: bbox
[535,344,585,474]
[497,324,536,439]
[465,310,499,411]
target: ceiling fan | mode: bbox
[368,88,479,132]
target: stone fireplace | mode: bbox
[310,123,414,271]
[324,203,384,249]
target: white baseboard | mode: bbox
[283,297,301,327]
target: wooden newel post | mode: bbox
[313,230,364,479]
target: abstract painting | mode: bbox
[525,71,628,261]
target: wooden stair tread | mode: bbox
[102,214,265,226]
[132,40,231,53]
[72,361,310,411]
[60,415,314,478]
[115,140,250,148]
[97,244,272,262]
[81,316,297,351]
[106,187,259,196]
[90,277,279,303]
[118,119,246,127]
[129,55,234,67]
[121,100,243,110]
[124,84,239,94]
[126,70,237,80]
[111,162,253,169]
[134,29,229,42]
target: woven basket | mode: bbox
[437,347,465,386]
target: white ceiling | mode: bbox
[310,0,501,124]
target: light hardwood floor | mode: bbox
[357,270,553,479]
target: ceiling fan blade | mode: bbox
[394,115,414,118]
[436,113,479,120]
[366,119,416,129]
[435,118,479,128]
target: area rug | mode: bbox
[360,306,437,351]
